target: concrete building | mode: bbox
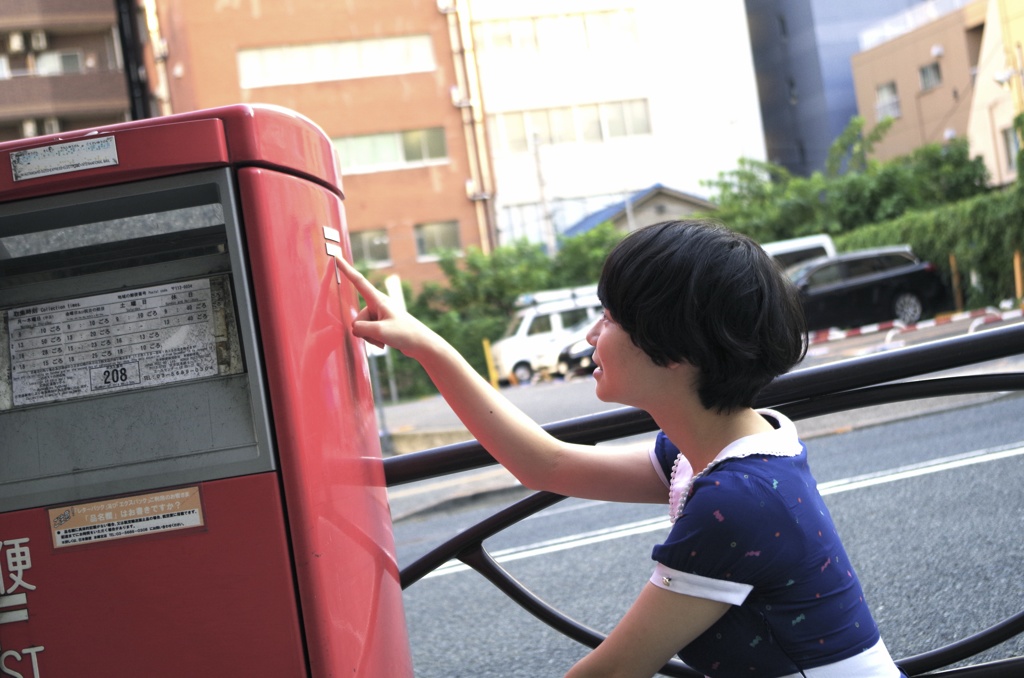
[144,0,496,289]
[851,1,985,163]
[0,0,134,142]
[965,0,1024,186]
[745,0,933,177]
[852,0,1024,187]
[469,1,765,248]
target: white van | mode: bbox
[490,285,602,384]
[761,234,836,268]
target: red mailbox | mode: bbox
[0,105,412,677]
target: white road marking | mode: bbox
[422,443,1024,579]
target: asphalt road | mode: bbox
[395,393,1024,677]
[385,314,1024,676]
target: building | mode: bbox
[852,0,1024,187]
[469,0,765,249]
[561,184,716,239]
[852,1,984,162]
[744,0,932,177]
[144,0,496,288]
[965,0,1024,186]
[0,0,135,142]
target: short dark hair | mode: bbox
[598,220,806,412]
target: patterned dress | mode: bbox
[647,409,903,677]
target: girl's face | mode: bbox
[586,310,663,407]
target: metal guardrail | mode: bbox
[385,322,1024,677]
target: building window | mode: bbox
[919,62,942,91]
[875,82,901,121]
[605,99,651,137]
[1003,127,1021,172]
[474,10,636,53]
[585,10,636,47]
[474,18,538,52]
[0,56,10,79]
[548,107,576,144]
[535,15,587,52]
[414,220,460,260]
[501,113,529,153]
[577,104,602,142]
[35,51,83,76]
[493,99,651,152]
[334,127,447,174]
[350,229,391,268]
[237,35,435,89]
[527,110,552,145]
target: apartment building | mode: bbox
[965,0,1024,186]
[852,0,1024,187]
[0,0,132,142]
[852,1,985,161]
[143,0,494,288]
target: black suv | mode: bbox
[785,246,949,332]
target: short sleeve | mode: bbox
[652,468,787,589]
[649,431,678,488]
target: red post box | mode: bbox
[0,105,412,677]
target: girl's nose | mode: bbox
[586,317,601,346]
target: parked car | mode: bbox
[785,246,949,331]
[490,285,601,384]
[554,319,598,378]
[762,233,836,268]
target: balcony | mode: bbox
[0,70,128,122]
[0,0,116,32]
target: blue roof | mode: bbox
[561,183,713,239]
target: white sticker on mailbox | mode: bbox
[10,134,119,181]
[6,279,219,406]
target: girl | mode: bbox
[339,220,905,678]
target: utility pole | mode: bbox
[114,0,152,120]
[533,134,557,255]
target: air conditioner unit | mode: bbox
[30,30,47,51]
[21,119,38,138]
[8,32,25,54]
[43,117,60,134]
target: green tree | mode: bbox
[825,115,893,176]
[551,221,626,286]
[697,157,792,242]
[378,223,628,399]
[701,117,988,243]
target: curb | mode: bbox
[807,307,1020,345]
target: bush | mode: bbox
[836,188,1024,309]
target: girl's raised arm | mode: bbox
[337,256,665,504]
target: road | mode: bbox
[386,313,1024,676]
[380,310,1024,438]
[395,393,1024,677]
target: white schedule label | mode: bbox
[7,279,219,406]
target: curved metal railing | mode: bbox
[385,322,1024,677]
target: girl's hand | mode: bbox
[337,256,434,359]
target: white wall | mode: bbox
[469,0,766,246]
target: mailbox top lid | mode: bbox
[0,104,342,203]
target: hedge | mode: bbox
[835,187,1024,309]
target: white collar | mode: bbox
[668,409,802,522]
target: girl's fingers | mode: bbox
[337,256,385,303]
